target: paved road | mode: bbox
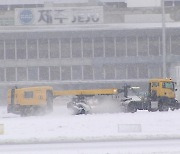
[1,139,180,154]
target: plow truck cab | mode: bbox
[148,78,179,111]
[123,78,179,113]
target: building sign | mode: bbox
[15,6,103,25]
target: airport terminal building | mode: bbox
[0,0,180,96]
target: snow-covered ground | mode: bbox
[1,98,180,145]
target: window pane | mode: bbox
[164,1,173,6]
[149,65,160,78]
[6,67,16,81]
[0,40,4,60]
[160,37,171,56]
[24,91,33,98]
[72,66,82,80]
[116,37,126,57]
[83,38,92,57]
[94,38,103,57]
[138,64,148,78]
[28,67,38,81]
[127,64,137,79]
[50,66,60,80]
[50,39,59,58]
[171,36,180,55]
[17,67,27,81]
[116,65,126,79]
[105,65,115,79]
[105,37,115,57]
[83,65,93,80]
[166,37,170,55]
[27,40,37,59]
[94,66,104,80]
[72,38,81,58]
[149,36,159,56]
[127,37,136,56]
[0,68,4,81]
[175,1,180,6]
[6,40,15,59]
[61,38,70,58]
[61,66,71,80]
[17,39,26,59]
[138,36,148,56]
[39,66,49,80]
[39,39,48,59]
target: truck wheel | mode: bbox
[148,108,158,112]
[127,103,137,113]
[80,109,86,114]
[20,107,28,117]
[77,104,86,115]
[159,104,169,112]
[147,101,158,112]
[170,107,175,111]
[47,102,53,113]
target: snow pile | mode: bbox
[1,101,180,144]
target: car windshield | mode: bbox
[162,82,174,90]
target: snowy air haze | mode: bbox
[1,0,180,153]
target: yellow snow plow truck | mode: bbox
[7,78,179,116]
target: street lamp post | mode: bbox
[161,0,167,78]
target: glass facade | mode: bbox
[0,30,178,83]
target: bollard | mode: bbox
[0,124,4,134]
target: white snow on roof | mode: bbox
[0,22,179,33]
